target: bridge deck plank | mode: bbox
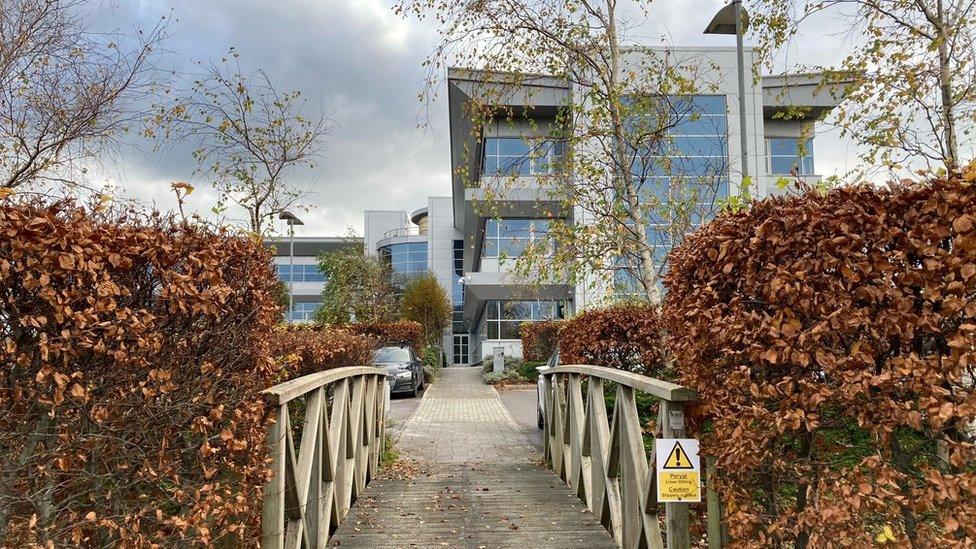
[329,368,616,549]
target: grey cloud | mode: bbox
[85,0,856,236]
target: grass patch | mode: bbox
[380,432,399,468]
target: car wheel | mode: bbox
[408,379,418,398]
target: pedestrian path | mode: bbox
[329,367,616,548]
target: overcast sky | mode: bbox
[89,0,857,237]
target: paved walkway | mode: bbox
[329,368,616,548]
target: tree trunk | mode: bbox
[935,0,960,172]
[890,434,920,547]
[793,432,815,549]
[603,0,662,305]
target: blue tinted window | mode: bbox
[767,138,815,175]
[288,301,320,322]
[688,95,726,114]
[276,264,327,283]
[482,300,566,341]
[378,241,428,291]
[497,138,529,155]
[770,157,797,175]
[669,136,727,157]
[673,114,728,135]
[483,137,565,176]
[482,218,553,259]
[621,94,730,298]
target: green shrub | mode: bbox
[518,360,546,379]
[421,346,441,381]
[481,357,542,385]
[483,369,527,385]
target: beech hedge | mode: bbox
[345,320,423,351]
[664,176,976,546]
[0,199,282,546]
[271,325,375,378]
[520,320,564,362]
[559,303,667,377]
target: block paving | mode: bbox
[329,367,616,548]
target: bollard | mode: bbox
[493,346,505,374]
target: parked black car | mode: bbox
[372,344,425,397]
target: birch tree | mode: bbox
[161,51,336,235]
[751,0,976,176]
[397,0,732,305]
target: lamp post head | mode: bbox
[704,1,748,35]
[279,211,304,226]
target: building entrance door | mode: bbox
[452,335,469,366]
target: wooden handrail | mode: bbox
[541,364,698,402]
[542,364,698,549]
[263,366,387,404]
[261,367,388,548]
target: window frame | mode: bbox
[288,301,320,322]
[765,137,815,175]
[481,218,554,259]
[483,300,565,340]
[276,263,327,283]
[482,137,565,176]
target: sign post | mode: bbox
[656,438,702,503]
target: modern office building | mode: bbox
[265,236,362,322]
[364,198,467,364]
[444,47,842,366]
[271,46,842,367]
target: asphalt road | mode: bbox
[387,384,425,439]
[496,384,545,452]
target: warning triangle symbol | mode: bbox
[662,441,694,470]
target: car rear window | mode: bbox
[373,346,412,363]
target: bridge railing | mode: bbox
[261,366,388,549]
[541,364,698,549]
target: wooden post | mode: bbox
[661,400,690,549]
[261,404,287,549]
[706,456,723,549]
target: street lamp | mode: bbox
[705,0,751,192]
[279,211,304,323]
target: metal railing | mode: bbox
[261,366,388,548]
[382,226,421,238]
[540,364,698,549]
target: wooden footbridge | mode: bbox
[259,363,706,549]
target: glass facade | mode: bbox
[482,218,553,258]
[482,137,565,176]
[452,240,470,365]
[287,301,319,323]
[484,300,566,340]
[616,95,730,294]
[379,241,428,291]
[276,264,327,283]
[766,138,815,175]
[635,95,729,247]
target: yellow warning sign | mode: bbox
[656,438,701,503]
